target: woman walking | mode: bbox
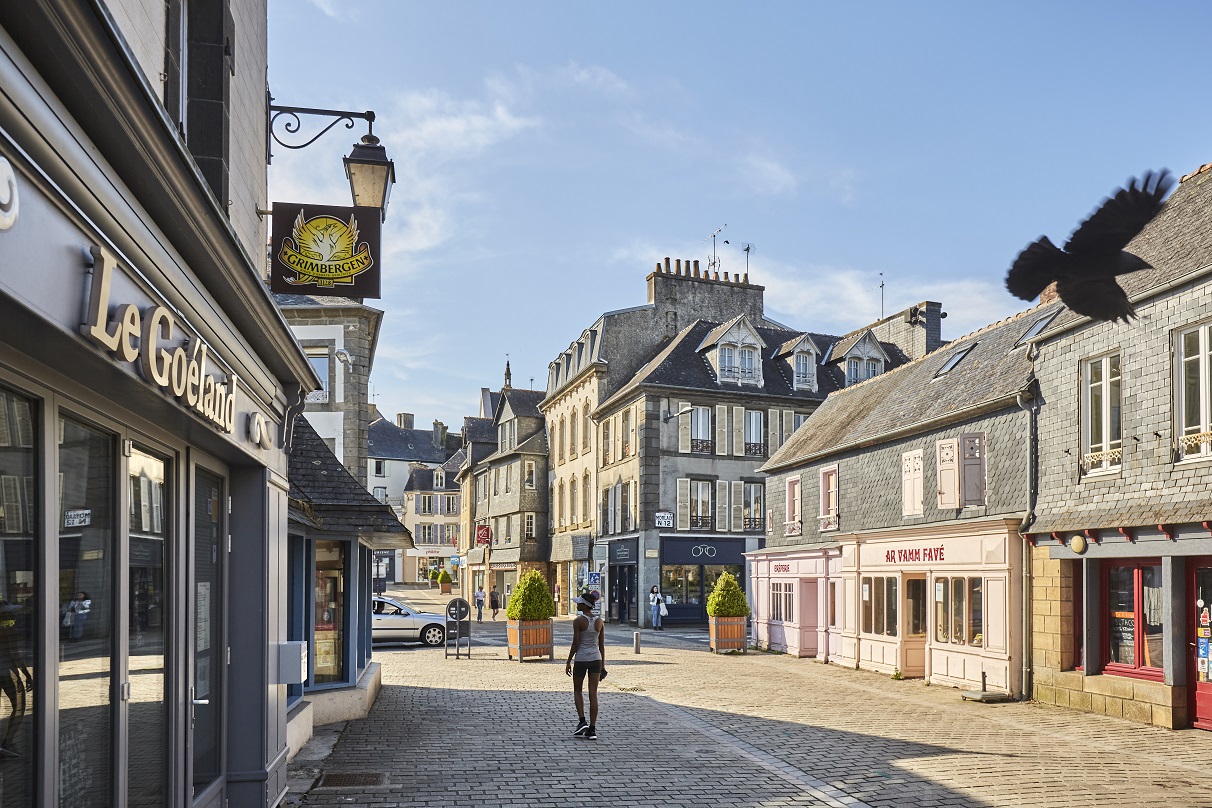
[489,586,501,620]
[565,591,605,740]
[649,585,664,630]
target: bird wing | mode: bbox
[1056,277,1135,324]
[1005,236,1064,301]
[1064,169,1175,255]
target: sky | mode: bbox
[267,1,1212,430]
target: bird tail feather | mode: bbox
[1006,236,1063,301]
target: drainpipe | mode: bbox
[1015,345,1041,700]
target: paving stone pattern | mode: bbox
[295,612,1212,807]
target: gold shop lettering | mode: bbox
[83,246,236,433]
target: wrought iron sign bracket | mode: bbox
[268,102,375,161]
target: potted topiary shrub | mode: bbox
[438,568,453,595]
[428,567,439,588]
[506,569,555,662]
[707,571,750,653]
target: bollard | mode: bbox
[633,631,641,654]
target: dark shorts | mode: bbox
[572,660,602,676]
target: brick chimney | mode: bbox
[396,412,414,430]
[432,420,447,448]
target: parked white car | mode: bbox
[371,597,446,646]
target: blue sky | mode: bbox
[268,1,1212,429]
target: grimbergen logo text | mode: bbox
[270,202,382,298]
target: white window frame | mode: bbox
[372,486,387,503]
[819,466,838,531]
[444,494,457,513]
[738,347,758,382]
[417,523,434,543]
[524,460,536,489]
[784,476,801,537]
[865,358,879,380]
[690,405,712,450]
[770,582,794,622]
[524,513,536,538]
[846,358,861,386]
[793,413,809,431]
[719,345,736,380]
[743,483,764,531]
[690,480,713,529]
[860,575,898,637]
[794,353,813,389]
[373,459,386,477]
[1179,323,1212,460]
[1083,353,1122,473]
[434,469,444,488]
[419,494,434,515]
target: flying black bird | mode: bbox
[1005,169,1175,323]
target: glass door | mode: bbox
[191,468,225,803]
[1191,563,1212,730]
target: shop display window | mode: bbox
[129,449,168,806]
[770,582,793,622]
[1104,561,1164,678]
[661,564,701,605]
[58,415,115,805]
[314,541,347,684]
[934,576,984,646]
[0,387,35,805]
[828,580,838,628]
[861,576,898,637]
[906,578,927,637]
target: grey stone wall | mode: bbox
[869,301,944,361]
[765,407,1030,549]
[1032,276,1212,534]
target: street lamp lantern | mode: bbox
[344,132,395,221]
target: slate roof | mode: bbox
[273,293,362,308]
[403,466,461,493]
[762,301,1064,473]
[1045,163,1212,333]
[823,329,907,369]
[500,388,546,419]
[443,449,466,474]
[367,415,454,463]
[462,416,495,443]
[289,417,410,544]
[483,430,548,465]
[600,320,845,411]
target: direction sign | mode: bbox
[446,598,471,622]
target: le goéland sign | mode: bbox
[83,245,238,436]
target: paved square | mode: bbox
[292,607,1212,807]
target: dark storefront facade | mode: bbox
[608,538,638,624]
[0,4,317,805]
[659,537,746,623]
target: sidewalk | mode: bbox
[287,613,1212,807]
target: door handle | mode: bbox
[192,698,210,706]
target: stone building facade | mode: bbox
[401,460,462,582]
[275,295,382,488]
[1027,163,1212,729]
[755,302,1054,695]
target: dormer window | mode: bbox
[738,348,757,381]
[719,346,736,379]
[434,470,444,488]
[795,354,812,385]
[847,358,861,385]
[866,359,879,380]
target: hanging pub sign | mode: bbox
[270,202,381,298]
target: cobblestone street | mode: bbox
[288,591,1212,808]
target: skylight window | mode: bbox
[935,344,975,377]
[1014,311,1059,348]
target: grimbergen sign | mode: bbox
[270,202,381,298]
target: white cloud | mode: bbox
[307,0,350,20]
[558,62,630,96]
[619,112,691,148]
[739,153,798,197]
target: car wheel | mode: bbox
[421,625,445,646]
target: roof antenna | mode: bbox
[880,272,885,319]
[703,224,728,272]
[742,243,753,275]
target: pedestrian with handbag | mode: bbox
[649,585,666,630]
[566,591,605,740]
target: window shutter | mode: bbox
[631,404,639,455]
[676,478,690,531]
[901,453,913,516]
[716,480,729,532]
[614,413,623,462]
[937,438,959,509]
[715,404,728,455]
[733,407,745,457]
[961,433,986,506]
[782,410,794,444]
[678,401,691,453]
[768,408,782,453]
[731,481,744,531]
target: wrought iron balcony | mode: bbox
[745,442,767,457]
[744,517,765,532]
[690,515,713,530]
[690,439,714,454]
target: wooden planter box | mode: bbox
[440,583,452,594]
[507,619,554,661]
[709,615,748,653]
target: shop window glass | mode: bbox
[129,449,168,806]
[967,578,983,647]
[861,576,873,634]
[1106,562,1164,674]
[906,578,926,637]
[58,416,114,806]
[828,581,838,628]
[661,565,699,606]
[314,541,347,684]
[192,468,225,794]
[935,577,950,642]
[950,576,966,644]
[885,578,898,638]
[0,388,35,803]
[873,577,885,635]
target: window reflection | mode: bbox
[129,450,167,806]
[58,416,114,806]
[0,388,35,805]
[314,541,346,684]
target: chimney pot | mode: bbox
[655,262,662,273]
[675,258,682,274]
[713,271,720,281]
[742,273,749,284]
[664,257,671,273]
[724,272,730,281]
[396,412,415,430]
